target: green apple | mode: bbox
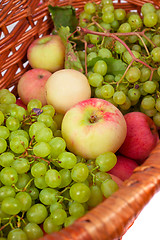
[27,35,65,72]
[61,98,127,159]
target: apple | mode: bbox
[16,98,27,109]
[109,174,124,187]
[61,98,127,159]
[119,112,159,164]
[45,69,91,114]
[108,155,138,181]
[17,68,52,106]
[27,35,65,72]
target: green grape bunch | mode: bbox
[0,89,119,239]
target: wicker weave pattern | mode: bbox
[1,0,160,239]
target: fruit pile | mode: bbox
[0,0,160,239]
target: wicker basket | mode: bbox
[1,0,160,239]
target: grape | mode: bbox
[31,162,47,178]
[95,152,117,172]
[140,67,151,82]
[102,4,114,14]
[143,12,158,27]
[95,172,112,186]
[143,81,157,94]
[0,92,16,104]
[45,169,61,188]
[0,186,16,201]
[1,197,22,215]
[125,66,141,83]
[43,216,62,233]
[84,2,96,14]
[33,141,51,158]
[98,48,112,58]
[100,84,115,99]
[39,188,58,205]
[71,163,89,182]
[58,169,72,188]
[27,186,39,200]
[87,185,103,208]
[6,116,20,131]
[0,167,18,186]
[64,216,77,228]
[102,12,114,24]
[128,14,143,30]
[132,44,141,52]
[152,34,160,47]
[16,173,31,190]
[41,104,55,117]
[114,8,126,21]
[151,47,160,62]
[50,208,67,225]
[127,88,141,101]
[153,112,160,127]
[35,127,53,142]
[101,179,119,198]
[88,72,104,87]
[128,35,138,44]
[0,110,4,125]
[9,129,29,142]
[0,138,7,154]
[27,99,42,113]
[69,201,85,218]
[49,137,66,158]
[10,135,28,154]
[114,41,126,54]
[141,96,155,110]
[37,113,54,127]
[13,106,27,121]
[23,223,43,240]
[7,228,28,240]
[26,203,48,224]
[88,34,101,44]
[34,176,48,189]
[50,202,63,213]
[119,96,131,111]
[113,91,126,105]
[70,182,91,203]
[155,98,160,112]
[15,192,32,211]
[11,158,30,174]
[118,23,131,33]
[58,151,77,169]
[141,3,156,16]
[29,121,46,139]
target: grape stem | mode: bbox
[77,26,157,81]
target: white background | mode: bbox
[122,191,160,240]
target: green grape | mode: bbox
[31,162,47,178]
[153,112,160,126]
[101,179,119,198]
[15,192,32,211]
[157,9,160,23]
[156,98,160,112]
[78,50,85,61]
[13,106,27,121]
[23,222,44,240]
[93,60,108,76]
[125,66,141,83]
[87,52,97,63]
[101,0,113,5]
[64,216,77,228]
[88,34,101,44]
[104,75,115,83]
[50,120,58,134]
[141,3,156,16]
[43,216,62,234]
[0,186,16,201]
[58,151,77,169]
[41,104,55,117]
[113,91,126,105]
[0,110,4,125]
[114,8,126,21]
[50,202,63,213]
[54,129,62,137]
[100,84,115,99]
[132,44,141,52]
[49,137,66,158]
[151,47,160,62]
[26,203,48,224]
[88,73,104,87]
[84,2,96,14]
[39,188,58,205]
[128,35,138,44]
[87,185,103,208]
[111,20,119,30]
[6,116,20,131]
[79,11,92,21]
[140,67,151,82]
[45,169,61,188]
[0,138,7,153]
[27,186,39,200]
[69,182,91,203]
[128,14,143,30]
[34,176,48,189]
[16,173,31,190]
[152,34,160,47]
[37,113,53,127]
[33,141,51,157]
[118,22,131,33]
[35,127,53,142]
[140,107,157,117]
[114,41,126,54]
[0,92,16,104]
[102,4,114,14]
[143,12,158,27]
[98,48,112,58]
[71,163,89,182]
[139,85,148,96]
[94,87,103,98]
[102,11,114,24]
[27,99,42,113]
[11,158,30,174]
[143,80,157,94]
[7,228,28,240]
[119,96,132,111]
[141,95,156,110]
[69,201,85,218]
[127,88,141,101]
[95,152,117,172]
[50,208,67,226]
[122,50,141,64]
[118,83,128,95]
[58,169,72,188]
[10,135,28,154]
[0,89,10,98]
[9,129,29,142]
[29,121,46,139]
[95,171,112,187]
[0,167,18,186]
[1,197,22,215]
[99,22,111,31]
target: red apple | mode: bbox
[61,98,127,159]
[27,35,65,73]
[16,98,27,109]
[119,112,159,164]
[109,173,124,187]
[108,155,138,181]
[17,68,52,106]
